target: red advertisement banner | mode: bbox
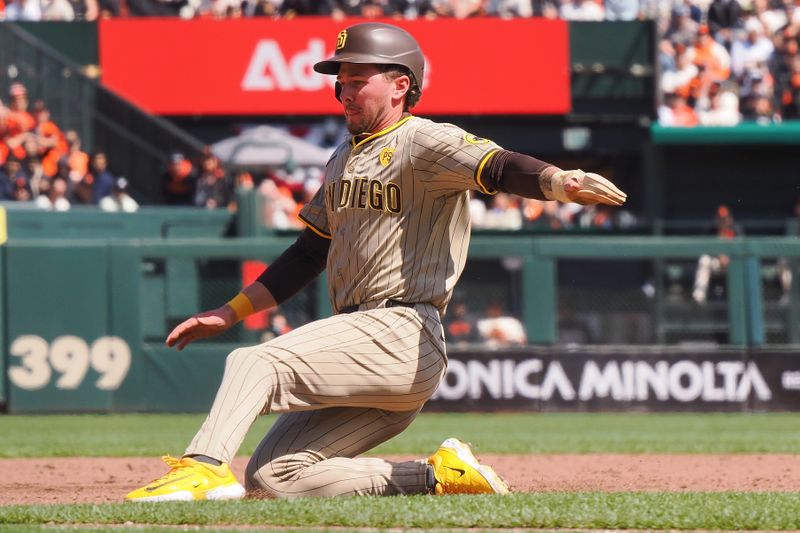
[99,18,570,116]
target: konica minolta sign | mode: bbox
[425,348,800,412]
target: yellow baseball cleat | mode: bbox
[125,455,245,502]
[427,438,509,495]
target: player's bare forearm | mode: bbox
[165,284,277,351]
[239,282,278,314]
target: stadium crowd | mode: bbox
[2,0,799,224]
[1,0,798,123]
[0,82,138,211]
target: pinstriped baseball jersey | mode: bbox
[299,115,501,315]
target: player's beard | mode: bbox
[344,108,370,135]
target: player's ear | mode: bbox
[335,82,343,102]
[392,75,410,100]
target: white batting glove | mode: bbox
[545,169,627,206]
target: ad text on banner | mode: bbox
[98,18,570,116]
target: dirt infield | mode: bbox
[1,454,798,505]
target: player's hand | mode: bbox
[166,307,236,351]
[563,170,627,206]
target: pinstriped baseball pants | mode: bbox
[185,303,447,497]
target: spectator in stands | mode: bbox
[753,0,792,35]
[668,10,701,49]
[696,81,741,125]
[32,101,67,177]
[604,0,638,21]
[692,204,742,305]
[331,0,388,19]
[491,0,534,18]
[279,0,336,17]
[686,24,732,84]
[444,300,481,346]
[521,197,564,229]
[531,0,560,18]
[259,311,292,342]
[24,153,45,198]
[560,0,604,21]
[476,301,527,347]
[744,94,778,123]
[67,0,99,19]
[162,151,195,205]
[776,47,800,119]
[7,83,35,134]
[730,17,775,81]
[70,173,95,205]
[739,69,776,121]
[3,0,42,19]
[248,0,280,16]
[707,0,742,50]
[11,174,33,201]
[658,92,700,126]
[97,0,120,16]
[89,151,115,203]
[479,192,523,230]
[193,151,232,209]
[578,203,616,229]
[35,175,71,211]
[100,176,139,212]
[259,175,301,229]
[63,129,89,183]
[384,0,437,19]
[0,155,26,200]
[41,0,76,20]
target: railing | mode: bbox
[0,23,207,203]
[95,235,800,348]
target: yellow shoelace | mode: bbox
[145,455,190,486]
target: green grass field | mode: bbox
[2,412,800,456]
[1,412,799,531]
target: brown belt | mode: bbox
[339,300,417,314]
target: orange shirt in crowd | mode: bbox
[38,120,68,177]
[672,102,700,126]
[5,111,36,136]
[690,36,731,82]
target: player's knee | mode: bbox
[224,346,259,371]
[244,452,318,498]
[244,459,290,498]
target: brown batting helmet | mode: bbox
[314,22,424,93]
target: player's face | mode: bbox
[337,63,402,135]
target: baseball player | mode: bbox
[126,22,626,502]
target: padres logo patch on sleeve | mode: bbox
[379,147,395,167]
[464,134,490,145]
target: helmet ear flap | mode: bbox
[335,82,342,102]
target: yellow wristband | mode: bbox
[227,292,254,322]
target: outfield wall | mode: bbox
[2,232,799,413]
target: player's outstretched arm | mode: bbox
[165,228,329,351]
[481,150,627,206]
[165,283,276,351]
